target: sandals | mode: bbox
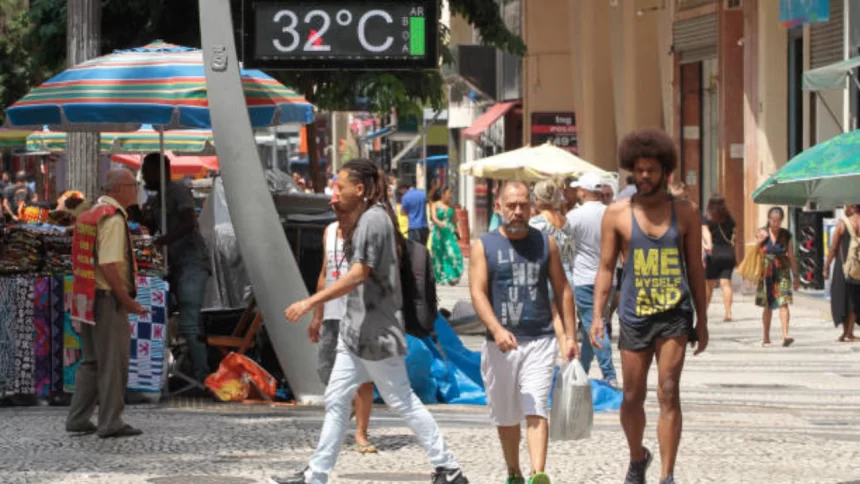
[760,341,772,347]
[782,337,795,347]
[355,443,378,454]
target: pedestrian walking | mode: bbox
[277,159,468,484]
[66,168,147,439]
[566,173,618,387]
[401,183,430,245]
[591,128,709,484]
[308,203,377,455]
[470,181,579,484]
[755,207,799,347]
[823,204,860,342]
[429,186,464,285]
[529,180,576,352]
[702,193,737,322]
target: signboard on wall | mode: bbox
[243,1,438,70]
[779,0,829,29]
[531,112,577,153]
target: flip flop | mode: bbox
[355,443,378,454]
[760,341,772,348]
[782,338,795,347]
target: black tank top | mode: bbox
[618,199,693,327]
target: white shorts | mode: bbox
[481,335,558,426]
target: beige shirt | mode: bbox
[93,196,133,294]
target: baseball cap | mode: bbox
[575,172,605,192]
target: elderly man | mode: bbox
[470,181,578,484]
[67,168,147,438]
[142,153,211,383]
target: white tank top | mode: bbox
[323,221,348,321]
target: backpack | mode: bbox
[842,216,860,281]
[400,239,438,339]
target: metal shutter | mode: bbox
[810,0,844,69]
[673,14,718,64]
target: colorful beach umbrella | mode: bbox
[26,125,215,154]
[752,129,860,207]
[4,40,314,131]
[0,128,31,149]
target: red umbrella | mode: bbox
[111,150,219,176]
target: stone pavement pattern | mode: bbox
[1,280,858,484]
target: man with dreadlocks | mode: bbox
[276,159,469,484]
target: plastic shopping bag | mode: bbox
[204,352,278,402]
[549,360,593,441]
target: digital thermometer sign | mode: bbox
[243,1,439,70]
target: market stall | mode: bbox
[0,221,168,402]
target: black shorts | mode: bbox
[705,256,736,281]
[619,308,696,352]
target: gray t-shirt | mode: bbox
[567,201,608,287]
[340,205,407,361]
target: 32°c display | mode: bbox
[243,1,439,70]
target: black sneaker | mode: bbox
[624,447,653,484]
[432,467,469,484]
[659,476,675,484]
[269,468,308,484]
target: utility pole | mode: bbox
[66,0,101,197]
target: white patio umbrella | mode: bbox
[460,142,612,181]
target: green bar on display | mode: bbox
[410,17,425,56]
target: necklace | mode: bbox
[331,233,347,278]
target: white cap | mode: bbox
[576,172,605,192]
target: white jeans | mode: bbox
[305,338,459,483]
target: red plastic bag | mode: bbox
[204,352,277,402]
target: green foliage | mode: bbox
[7,0,523,118]
[0,0,53,123]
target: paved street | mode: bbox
[1,280,858,484]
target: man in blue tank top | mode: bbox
[469,181,579,484]
[591,129,709,484]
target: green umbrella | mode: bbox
[752,129,860,207]
[26,125,215,154]
[0,128,31,149]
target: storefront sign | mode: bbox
[244,1,438,70]
[531,112,577,153]
[780,0,829,29]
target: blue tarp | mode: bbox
[395,314,622,411]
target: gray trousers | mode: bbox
[66,291,131,436]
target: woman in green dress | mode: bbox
[755,207,799,347]
[429,186,463,285]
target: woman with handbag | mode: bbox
[755,207,800,347]
[823,204,860,343]
[702,194,737,322]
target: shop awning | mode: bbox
[803,55,860,91]
[463,101,518,141]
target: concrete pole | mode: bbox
[66,0,101,196]
[198,0,325,403]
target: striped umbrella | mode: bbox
[0,128,31,149]
[4,40,314,130]
[26,125,215,154]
